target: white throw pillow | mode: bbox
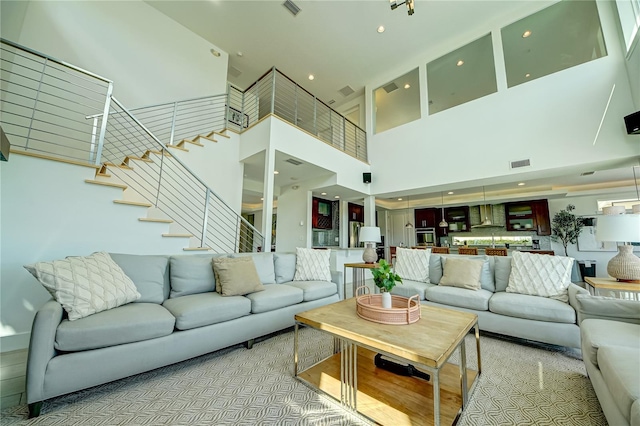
[24,252,141,320]
[293,248,332,282]
[506,251,574,302]
[394,248,431,283]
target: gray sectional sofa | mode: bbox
[391,254,587,349]
[575,293,640,426]
[26,252,341,417]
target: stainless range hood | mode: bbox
[471,204,505,229]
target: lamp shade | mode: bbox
[595,214,640,243]
[359,226,381,243]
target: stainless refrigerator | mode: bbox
[349,221,365,248]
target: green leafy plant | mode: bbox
[551,204,584,256]
[370,259,402,293]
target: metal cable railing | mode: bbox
[0,38,263,253]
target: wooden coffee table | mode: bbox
[294,298,481,426]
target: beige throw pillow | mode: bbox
[439,257,484,290]
[211,257,264,296]
[24,252,141,320]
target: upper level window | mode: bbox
[427,34,497,115]
[374,68,420,134]
[616,0,640,54]
[502,0,607,88]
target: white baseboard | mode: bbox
[1,332,30,353]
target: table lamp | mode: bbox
[359,226,381,264]
[595,211,640,282]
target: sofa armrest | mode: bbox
[574,292,640,325]
[331,270,343,300]
[568,283,589,312]
[26,300,64,403]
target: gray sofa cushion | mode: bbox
[169,254,227,298]
[109,253,170,303]
[274,253,296,283]
[232,252,276,284]
[429,255,443,284]
[575,293,640,324]
[55,303,175,351]
[598,346,640,424]
[162,292,251,330]
[391,279,435,300]
[425,286,493,311]
[489,292,576,323]
[286,280,337,301]
[245,284,303,314]
[494,256,512,292]
[581,319,640,368]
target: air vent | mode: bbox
[581,171,595,176]
[228,66,242,78]
[383,82,398,94]
[282,0,301,16]
[327,99,336,105]
[510,159,531,169]
[285,158,303,166]
[339,85,355,97]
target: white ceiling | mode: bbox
[146,0,640,209]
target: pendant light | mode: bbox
[481,186,492,226]
[439,192,448,228]
[405,196,413,228]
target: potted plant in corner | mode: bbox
[551,204,585,256]
[370,259,402,308]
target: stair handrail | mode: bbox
[108,96,263,241]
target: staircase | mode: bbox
[0,38,263,254]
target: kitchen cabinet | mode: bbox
[348,202,364,222]
[445,206,470,232]
[312,197,332,229]
[414,208,437,228]
[505,199,550,235]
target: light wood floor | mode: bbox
[0,349,27,409]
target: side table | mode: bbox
[584,277,640,301]
[343,262,378,299]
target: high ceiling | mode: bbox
[146,0,640,209]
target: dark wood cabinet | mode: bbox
[414,208,437,228]
[445,206,470,232]
[348,202,364,222]
[312,197,332,229]
[505,199,550,235]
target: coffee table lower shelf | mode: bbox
[298,347,477,426]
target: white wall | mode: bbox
[548,189,638,277]
[0,155,194,351]
[366,0,637,196]
[11,0,228,108]
[275,188,311,252]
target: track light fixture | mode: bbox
[390,0,414,16]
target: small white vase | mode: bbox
[381,291,392,309]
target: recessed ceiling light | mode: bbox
[525,73,531,78]
[321,192,327,195]
[274,170,279,174]
[308,74,314,81]
[398,198,403,201]
[377,25,385,33]
[404,83,410,89]
[237,51,243,57]
[522,30,532,38]
[448,191,454,195]
[456,60,464,67]
[334,195,340,199]
[518,182,525,186]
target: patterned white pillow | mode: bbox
[24,252,141,320]
[506,251,574,302]
[394,248,431,283]
[293,248,332,282]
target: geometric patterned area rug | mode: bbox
[0,327,606,425]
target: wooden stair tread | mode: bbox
[104,162,133,170]
[162,233,193,238]
[211,131,230,139]
[125,155,154,163]
[84,179,127,189]
[138,217,173,223]
[166,145,189,152]
[114,200,152,208]
[96,172,111,178]
[198,135,217,143]
[183,247,212,251]
[144,149,172,157]
[182,138,205,147]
